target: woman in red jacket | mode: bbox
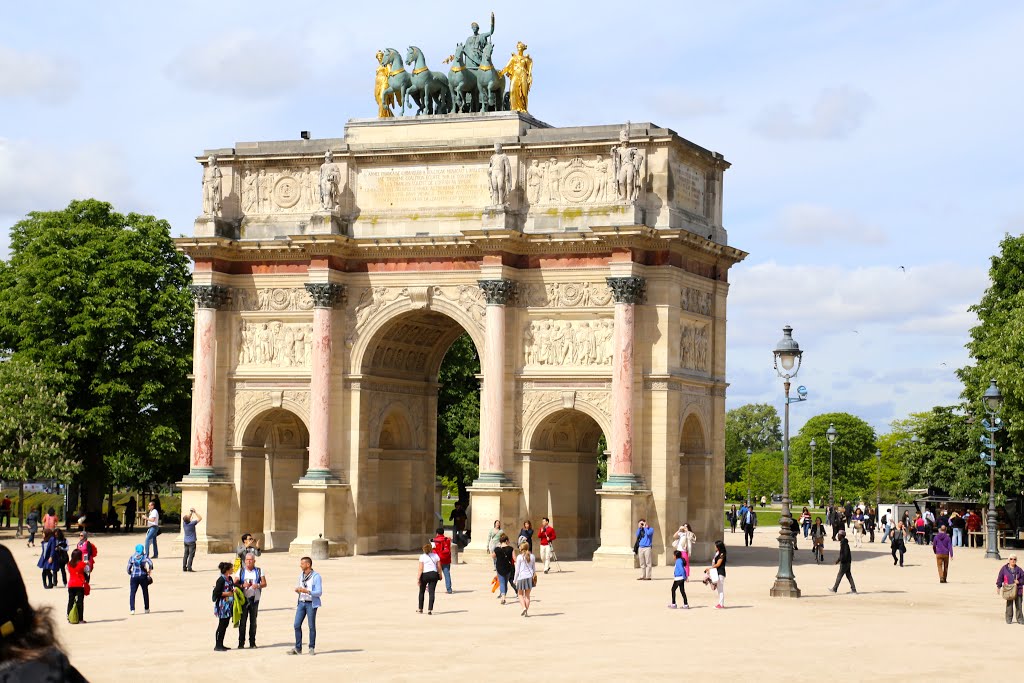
[66,548,88,623]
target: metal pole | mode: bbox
[770,381,799,597]
[986,453,1000,560]
[876,452,881,515]
[747,448,752,506]
[810,449,814,509]
[829,443,835,507]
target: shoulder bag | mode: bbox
[1001,581,1018,601]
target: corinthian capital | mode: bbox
[606,277,646,304]
[304,282,346,309]
[189,284,230,310]
[478,279,517,305]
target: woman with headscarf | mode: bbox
[0,545,87,680]
[126,544,153,615]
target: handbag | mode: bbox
[1001,582,1018,600]
[531,574,538,587]
[83,582,91,596]
[146,574,154,586]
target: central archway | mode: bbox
[355,307,481,552]
[523,408,607,559]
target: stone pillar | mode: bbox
[605,276,646,488]
[303,282,345,478]
[475,278,516,484]
[188,284,228,476]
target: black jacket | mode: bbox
[837,538,852,566]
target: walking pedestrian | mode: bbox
[0,494,11,528]
[431,527,454,594]
[933,525,953,583]
[879,508,893,545]
[811,517,826,563]
[800,507,812,538]
[486,520,503,571]
[288,556,322,656]
[37,529,57,589]
[742,505,757,547]
[75,532,98,583]
[0,544,88,680]
[237,552,266,648]
[890,522,907,567]
[42,507,58,533]
[182,508,202,572]
[416,542,441,615]
[144,501,160,559]
[518,520,534,552]
[728,504,738,534]
[212,561,235,651]
[124,496,137,533]
[26,507,40,547]
[635,519,654,580]
[828,530,857,594]
[493,534,515,605]
[66,549,87,624]
[996,554,1024,625]
[710,540,727,608]
[513,541,536,617]
[667,549,689,609]
[126,544,153,615]
[54,529,69,587]
[760,495,767,508]
[538,518,557,574]
[865,507,876,543]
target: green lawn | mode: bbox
[0,489,182,525]
[723,505,829,529]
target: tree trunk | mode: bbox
[16,480,24,538]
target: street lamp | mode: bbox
[746,447,753,506]
[980,379,1003,560]
[809,438,816,508]
[826,422,838,507]
[770,325,804,598]
[875,448,882,514]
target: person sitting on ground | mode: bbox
[0,545,87,681]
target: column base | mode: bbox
[769,578,802,598]
[463,484,521,563]
[472,471,513,487]
[290,478,353,557]
[175,474,235,554]
[593,487,652,568]
[602,473,644,490]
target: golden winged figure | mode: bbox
[374,50,395,118]
[500,41,533,113]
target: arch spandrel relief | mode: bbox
[231,287,315,312]
[516,282,613,308]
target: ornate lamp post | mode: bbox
[770,325,804,598]
[809,438,816,508]
[980,379,1003,560]
[746,447,753,506]
[826,423,838,507]
[875,448,882,514]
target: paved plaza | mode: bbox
[3,527,1019,681]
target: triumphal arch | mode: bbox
[177,54,744,564]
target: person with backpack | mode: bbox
[879,508,892,546]
[66,549,88,624]
[667,549,689,609]
[237,552,266,648]
[212,561,236,651]
[126,544,153,615]
[432,527,454,594]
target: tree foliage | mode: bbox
[0,200,194,508]
[958,233,1024,499]
[788,412,877,505]
[724,403,782,482]
[436,333,480,501]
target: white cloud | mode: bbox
[0,45,76,104]
[164,33,308,98]
[753,86,872,140]
[774,203,887,246]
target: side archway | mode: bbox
[679,410,712,559]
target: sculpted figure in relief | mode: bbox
[238,321,313,368]
[202,155,223,216]
[547,157,562,202]
[242,170,258,214]
[488,143,512,206]
[524,320,613,367]
[590,155,609,201]
[526,159,543,204]
[319,151,342,211]
[258,170,271,214]
[611,128,645,202]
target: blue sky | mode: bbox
[2,2,1022,434]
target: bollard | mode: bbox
[311,535,329,561]
[451,540,460,565]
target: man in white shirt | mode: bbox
[145,501,160,558]
[237,553,267,649]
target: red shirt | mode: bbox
[67,562,88,589]
[539,526,556,545]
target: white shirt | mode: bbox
[514,553,536,582]
[239,566,263,601]
[147,509,159,528]
[419,553,440,573]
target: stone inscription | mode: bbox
[357,165,488,210]
[671,161,706,215]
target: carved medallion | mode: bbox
[273,175,302,208]
[562,165,594,203]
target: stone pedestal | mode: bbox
[290,477,352,557]
[593,488,652,568]
[308,211,347,235]
[175,475,236,554]
[462,484,521,563]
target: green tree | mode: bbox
[958,232,1024,500]
[788,412,877,506]
[0,200,194,511]
[888,407,986,500]
[724,403,782,482]
[0,358,80,535]
[435,333,480,503]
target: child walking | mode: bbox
[667,549,689,609]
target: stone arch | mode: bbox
[521,397,612,452]
[232,392,310,449]
[522,407,607,560]
[373,402,417,450]
[237,407,309,550]
[679,411,708,455]
[678,408,712,560]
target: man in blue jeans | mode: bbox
[144,501,160,558]
[289,556,322,656]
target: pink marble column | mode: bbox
[304,283,345,477]
[605,277,645,487]
[477,279,516,484]
[189,285,228,474]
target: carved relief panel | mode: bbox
[516,282,613,308]
[523,320,613,367]
[231,287,315,312]
[240,166,325,216]
[679,323,710,373]
[238,321,313,368]
[525,156,619,206]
